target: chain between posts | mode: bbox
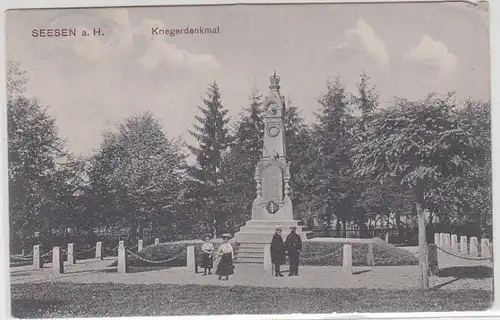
[300,247,344,262]
[10,255,34,261]
[126,249,182,264]
[436,245,492,261]
[40,249,54,258]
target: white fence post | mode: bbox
[52,247,64,274]
[67,243,76,264]
[470,237,479,257]
[460,236,468,254]
[186,246,196,273]
[96,242,103,260]
[451,235,458,253]
[434,233,440,246]
[264,244,272,271]
[481,238,491,257]
[117,241,128,273]
[343,244,352,275]
[33,245,42,269]
[445,234,451,248]
[366,243,374,267]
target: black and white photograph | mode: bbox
[5,1,493,317]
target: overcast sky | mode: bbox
[6,2,490,157]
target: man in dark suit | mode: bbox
[270,226,285,277]
[285,226,302,276]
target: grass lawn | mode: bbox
[11,283,492,318]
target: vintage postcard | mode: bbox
[5,1,493,318]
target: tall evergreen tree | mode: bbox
[220,88,264,229]
[350,71,379,123]
[310,78,355,230]
[188,82,231,235]
[281,98,316,222]
[349,71,384,235]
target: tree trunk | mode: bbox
[393,211,401,243]
[130,218,138,243]
[414,194,429,289]
[475,210,482,239]
[138,219,144,240]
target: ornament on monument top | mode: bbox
[269,70,280,90]
[266,201,280,214]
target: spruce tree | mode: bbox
[188,82,231,236]
[350,71,379,130]
[220,88,264,229]
[282,98,315,221]
[311,78,355,231]
[350,71,381,235]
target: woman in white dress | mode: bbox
[201,235,214,275]
[215,233,234,280]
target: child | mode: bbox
[201,235,214,275]
[215,233,234,280]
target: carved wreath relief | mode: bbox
[266,119,282,138]
[266,201,280,214]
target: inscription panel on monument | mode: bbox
[262,164,283,202]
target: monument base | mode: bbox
[233,219,312,264]
[233,219,311,243]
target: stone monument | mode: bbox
[234,72,310,243]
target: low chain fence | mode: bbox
[435,244,492,262]
[126,249,183,265]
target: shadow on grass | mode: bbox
[431,278,461,290]
[65,268,115,275]
[438,266,493,279]
[10,272,32,277]
[353,270,372,275]
[99,266,179,274]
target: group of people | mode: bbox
[199,225,303,280]
[270,225,303,277]
[200,233,234,280]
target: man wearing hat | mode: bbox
[270,225,286,277]
[285,226,302,276]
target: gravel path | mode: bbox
[10,257,492,291]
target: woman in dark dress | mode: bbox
[215,233,234,280]
[270,225,286,277]
[201,235,214,275]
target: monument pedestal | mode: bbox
[234,220,309,243]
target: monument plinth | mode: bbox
[234,73,310,243]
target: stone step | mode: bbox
[238,225,305,231]
[234,256,264,264]
[235,233,312,243]
[235,252,265,258]
[236,243,268,248]
[236,248,265,254]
